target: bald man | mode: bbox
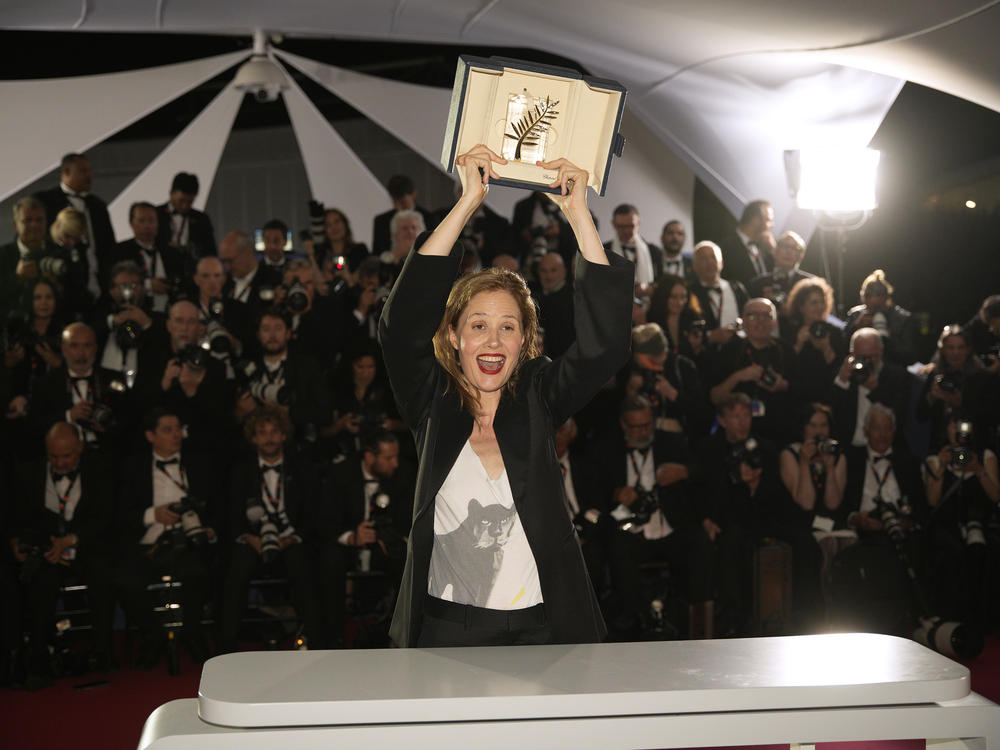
[10,422,115,685]
[219,229,268,307]
[689,241,748,345]
[193,255,253,355]
[28,322,131,453]
[708,297,796,442]
[533,252,575,359]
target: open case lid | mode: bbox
[442,55,627,196]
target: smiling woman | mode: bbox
[379,144,634,647]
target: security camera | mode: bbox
[253,84,284,103]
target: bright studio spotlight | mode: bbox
[785,147,880,212]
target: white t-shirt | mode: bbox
[428,440,542,610]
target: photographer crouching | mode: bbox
[116,408,221,667]
[219,407,324,652]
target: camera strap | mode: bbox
[260,469,284,513]
[870,457,893,494]
[157,462,189,494]
[628,447,653,490]
[52,472,78,519]
[68,375,93,402]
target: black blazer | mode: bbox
[156,204,217,259]
[108,239,184,290]
[0,240,23,316]
[379,232,634,647]
[226,453,317,543]
[592,432,699,530]
[829,363,911,447]
[690,278,749,331]
[323,456,414,542]
[117,448,223,550]
[718,230,773,287]
[840,445,927,528]
[12,452,114,551]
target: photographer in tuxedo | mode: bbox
[594,395,714,639]
[34,153,116,305]
[28,322,133,457]
[233,307,332,451]
[193,256,254,359]
[1,197,50,318]
[157,171,217,262]
[694,394,823,635]
[689,241,748,350]
[830,327,912,450]
[603,204,664,292]
[9,423,114,687]
[708,297,795,442]
[116,408,220,667]
[748,230,813,304]
[832,404,928,633]
[133,300,230,456]
[109,202,182,314]
[844,270,918,367]
[92,260,163,387]
[718,199,774,287]
[219,407,324,652]
[659,220,692,280]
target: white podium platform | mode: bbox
[138,633,1000,750]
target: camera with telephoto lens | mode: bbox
[258,285,276,304]
[246,505,281,565]
[233,358,291,405]
[727,437,763,484]
[618,487,659,532]
[759,366,778,388]
[950,420,975,469]
[16,529,51,584]
[3,310,38,351]
[24,248,66,278]
[177,342,209,371]
[85,378,126,432]
[168,496,210,548]
[848,354,873,385]
[873,496,909,544]
[308,199,325,241]
[202,298,233,356]
[810,320,832,339]
[284,280,309,314]
[815,437,841,456]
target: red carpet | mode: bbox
[2,637,999,750]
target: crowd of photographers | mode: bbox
[1,153,999,689]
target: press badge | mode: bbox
[751,399,766,417]
[62,545,77,562]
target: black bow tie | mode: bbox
[156,458,179,470]
[70,375,91,383]
[872,454,891,463]
[52,470,78,483]
[709,286,721,294]
[261,464,282,474]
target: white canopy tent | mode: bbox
[2,1,998,244]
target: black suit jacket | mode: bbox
[12,453,114,551]
[690,278,749,331]
[0,240,24,316]
[592,432,699,530]
[34,186,116,260]
[845,304,919,367]
[27,366,136,451]
[840,445,927,528]
[108,239,184,290]
[718,230,773,287]
[117,449,223,550]
[323,457,415,542]
[379,231,633,647]
[156,204,217,259]
[227,453,318,543]
[829,363,911,447]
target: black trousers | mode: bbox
[23,550,114,669]
[416,596,551,647]
[219,542,323,652]
[116,542,212,641]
